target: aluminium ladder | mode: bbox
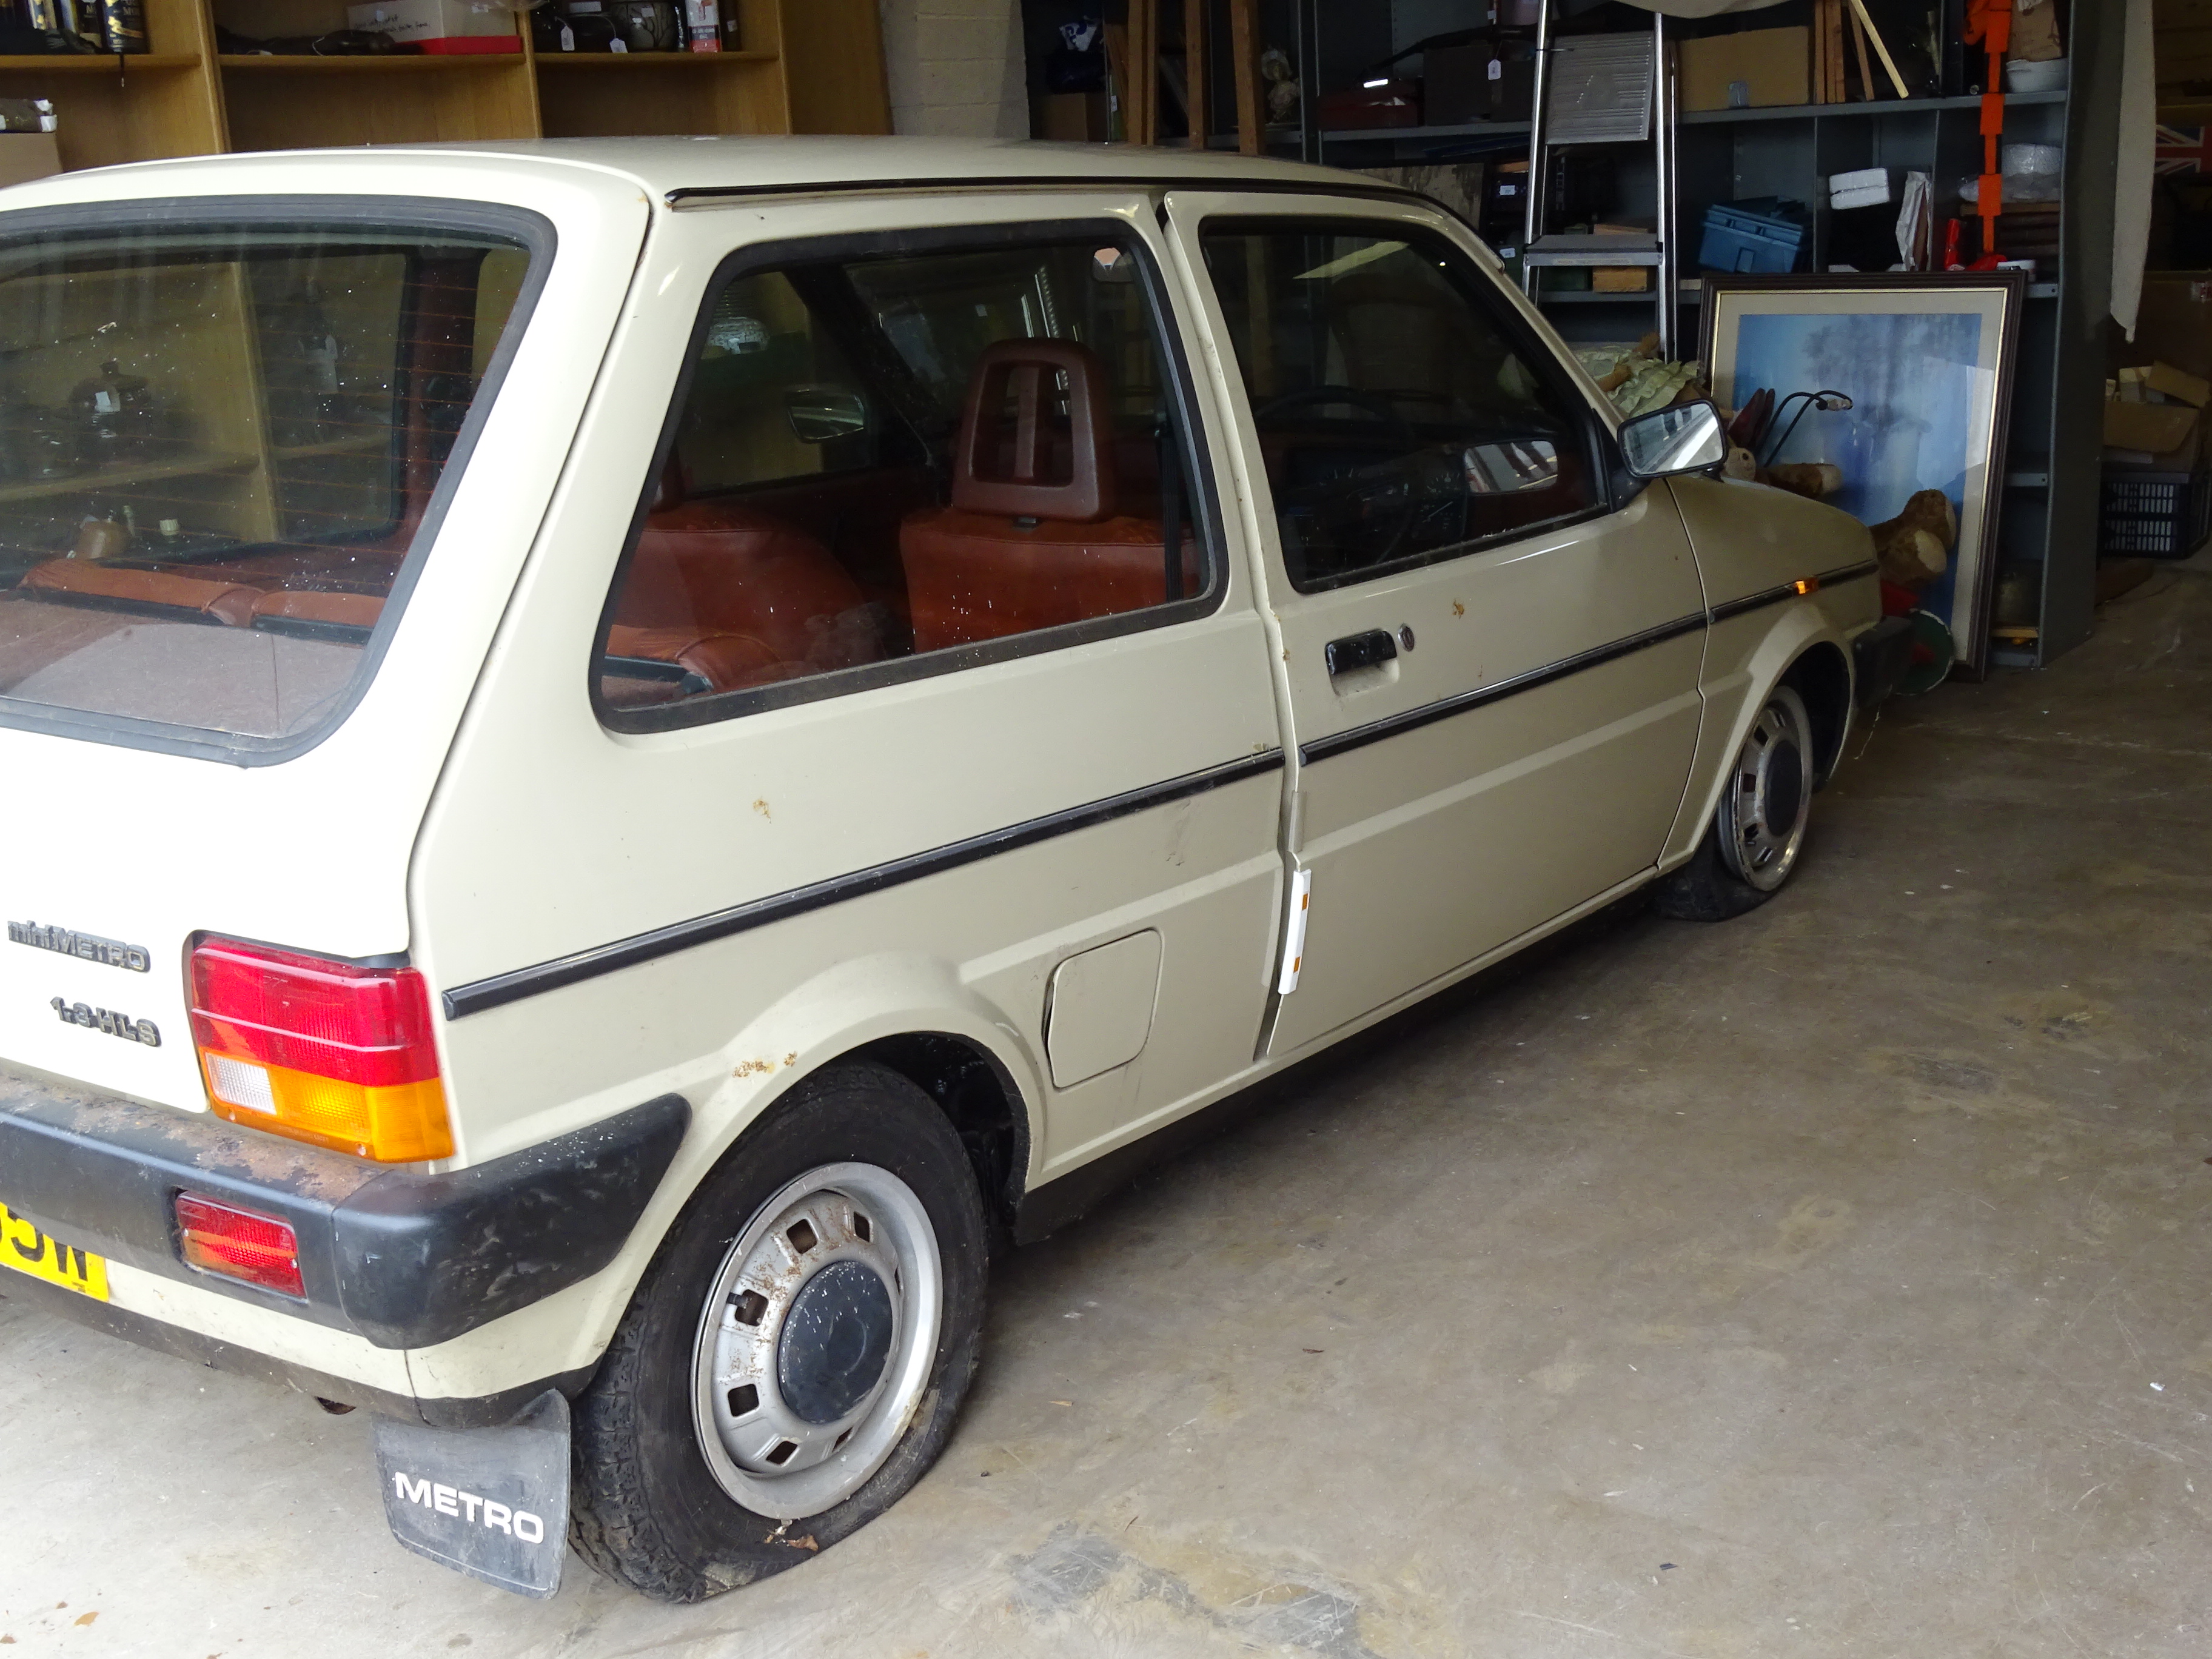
[1518,0,1681,360]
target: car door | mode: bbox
[409,193,1287,1187]
[1162,192,1709,1055]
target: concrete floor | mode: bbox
[6,565,2211,1658]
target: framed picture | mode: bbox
[1700,273,2029,675]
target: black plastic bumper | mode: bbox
[0,1062,688,1352]
[1853,615,1914,709]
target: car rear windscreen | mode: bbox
[0,215,535,756]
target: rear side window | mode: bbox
[1199,221,1602,592]
[594,228,1215,726]
[0,212,539,757]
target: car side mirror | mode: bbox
[785,385,868,444]
[1618,400,1726,480]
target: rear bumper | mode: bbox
[1852,615,1914,709]
[0,1064,685,1412]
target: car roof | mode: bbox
[45,135,1406,204]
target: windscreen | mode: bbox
[0,218,533,752]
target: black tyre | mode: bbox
[570,1061,988,1602]
[1651,683,1815,922]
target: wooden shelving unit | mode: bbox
[0,0,883,166]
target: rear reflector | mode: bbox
[188,937,455,1163]
[175,1192,305,1298]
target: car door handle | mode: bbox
[1325,629,1398,677]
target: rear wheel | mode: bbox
[1651,683,1815,922]
[570,1062,987,1602]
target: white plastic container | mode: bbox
[1829,167,1892,211]
[2006,57,2069,94]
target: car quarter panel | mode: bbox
[405,192,1289,1361]
[1662,474,1881,865]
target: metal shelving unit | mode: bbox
[1292,2,2119,669]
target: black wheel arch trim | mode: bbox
[0,1065,688,1351]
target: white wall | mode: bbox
[876,0,1029,139]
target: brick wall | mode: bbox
[877,0,1029,138]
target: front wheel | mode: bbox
[570,1062,988,1602]
[1651,683,1816,922]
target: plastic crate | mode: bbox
[2099,469,2211,558]
[1698,199,1808,273]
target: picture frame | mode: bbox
[1699,272,2029,676]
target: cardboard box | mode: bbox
[0,133,59,190]
[1424,42,1536,126]
[347,0,512,43]
[1593,267,1652,292]
[2121,277,2212,381]
[1033,92,1108,142]
[2103,397,2200,466]
[2144,361,2211,409]
[1681,27,1811,112]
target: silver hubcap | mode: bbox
[691,1162,942,1520]
[1717,685,1812,893]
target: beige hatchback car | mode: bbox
[0,138,1905,1600]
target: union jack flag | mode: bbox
[2157,124,2212,176]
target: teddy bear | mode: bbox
[1869,489,1959,585]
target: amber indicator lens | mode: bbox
[187,936,454,1162]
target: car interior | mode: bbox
[0,218,1598,736]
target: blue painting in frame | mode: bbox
[1701,273,2027,674]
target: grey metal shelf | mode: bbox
[1320,119,1530,144]
[1317,91,2065,150]
[1678,89,2066,127]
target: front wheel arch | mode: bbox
[1781,641,1852,788]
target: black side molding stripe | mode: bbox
[443,749,1286,1019]
[1710,559,1880,624]
[1301,611,1708,766]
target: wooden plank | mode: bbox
[1844,0,1909,100]
[1228,0,1261,155]
[1846,4,1874,102]
[1817,0,1847,105]
[1185,0,1208,147]
[1130,0,1155,146]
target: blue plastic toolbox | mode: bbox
[1699,198,1810,273]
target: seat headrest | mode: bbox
[950,338,1117,523]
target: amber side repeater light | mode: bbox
[187,936,454,1162]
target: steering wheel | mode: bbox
[1252,386,1424,570]
[1253,384,1417,443]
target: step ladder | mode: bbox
[1519,1,1681,360]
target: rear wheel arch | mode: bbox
[850,1031,1030,1230]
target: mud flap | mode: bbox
[372,1389,570,1599]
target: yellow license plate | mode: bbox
[0,1202,109,1301]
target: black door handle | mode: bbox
[1325,629,1398,677]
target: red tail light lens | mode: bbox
[187,937,454,1162]
[175,1193,305,1298]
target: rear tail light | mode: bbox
[175,1192,305,1298]
[187,936,454,1162]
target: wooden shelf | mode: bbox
[218,53,526,72]
[0,451,256,507]
[272,435,386,459]
[534,50,779,69]
[0,53,201,72]
[11,0,884,165]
